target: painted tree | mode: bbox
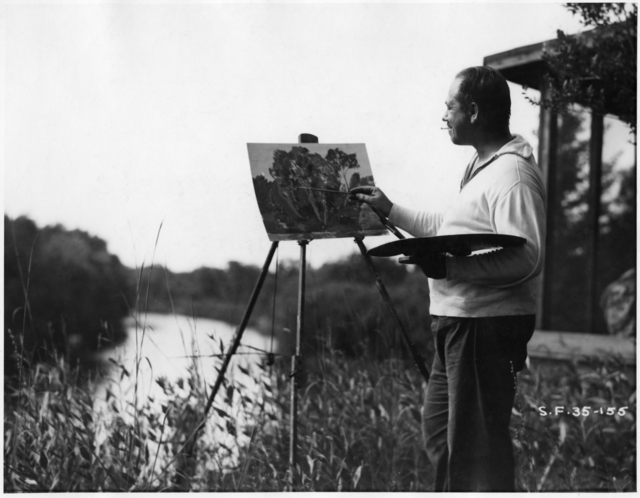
[326,148,360,191]
[541,3,637,135]
[269,147,347,227]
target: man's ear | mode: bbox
[469,102,479,124]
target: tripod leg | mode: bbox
[205,240,280,413]
[175,240,279,489]
[289,239,308,486]
[354,237,430,383]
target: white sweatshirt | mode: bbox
[388,135,546,317]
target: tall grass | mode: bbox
[4,322,635,491]
[513,356,636,491]
[3,231,635,491]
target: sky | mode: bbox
[3,1,592,272]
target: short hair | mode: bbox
[455,66,511,132]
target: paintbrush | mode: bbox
[293,186,405,239]
[295,187,350,195]
[369,205,405,240]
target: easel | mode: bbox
[199,133,430,489]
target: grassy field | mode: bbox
[4,329,636,492]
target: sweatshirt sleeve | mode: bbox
[388,203,444,237]
[446,180,546,287]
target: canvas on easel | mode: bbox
[201,136,429,483]
[247,143,387,241]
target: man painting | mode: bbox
[350,66,546,491]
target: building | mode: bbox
[484,32,636,362]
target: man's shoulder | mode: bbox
[478,153,544,200]
[491,151,540,180]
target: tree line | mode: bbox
[4,216,134,375]
[5,215,434,378]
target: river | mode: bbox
[96,312,275,389]
[92,313,279,471]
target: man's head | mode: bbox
[442,66,511,145]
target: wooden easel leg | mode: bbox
[289,239,308,488]
[354,237,430,383]
[205,240,280,413]
[174,241,279,489]
[286,131,316,490]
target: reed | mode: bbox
[5,332,635,491]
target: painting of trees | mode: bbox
[248,144,386,240]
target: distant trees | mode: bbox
[139,252,433,367]
[4,214,432,377]
[4,216,134,374]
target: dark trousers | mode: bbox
[422,314,535,492]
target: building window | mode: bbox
[542,107,635,334]
[544,106,592,332]
[597,117,636,336]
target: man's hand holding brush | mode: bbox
[348,186,394,218]
[349,186,446,279]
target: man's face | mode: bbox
[442,77,472,145]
